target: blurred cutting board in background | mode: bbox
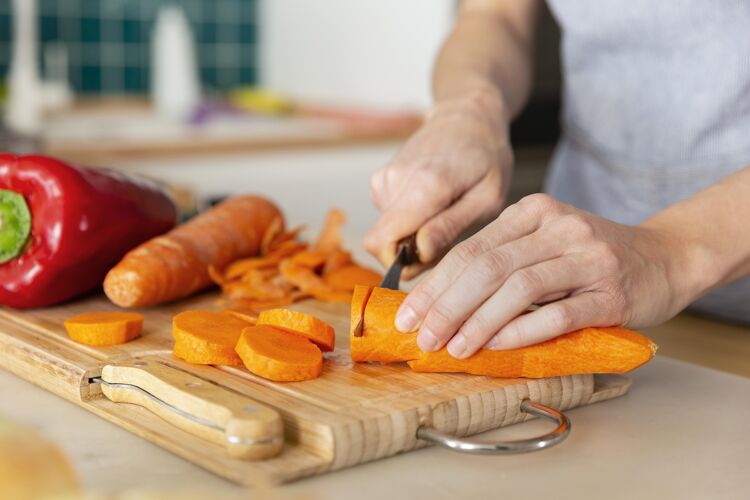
[0,292,631,485]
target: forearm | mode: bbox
[641,166,750,302]
[433,0,540,119]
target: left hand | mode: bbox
[394,193,697,358]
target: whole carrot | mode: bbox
[104,195,282,307]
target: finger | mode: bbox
[397,193,566,331]
[447,253,598,358]
[416,175,503,264]
[485,291,613,350]
[395,198,548,333]
[364,175,453,267]
[417,228,572,353]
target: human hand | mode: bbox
[395,193,698,357]
[364,88,513,278]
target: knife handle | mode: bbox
[98,360,283,460]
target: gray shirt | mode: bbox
[544,0,750,324]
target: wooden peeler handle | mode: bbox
[93,360,283,460]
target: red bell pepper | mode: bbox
[0,154,177,308]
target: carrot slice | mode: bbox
[220,309,258,324]
[235,325,323,382]
[313,208,346,253]
[172,310,253,366]
[64,312,144,346]
[324,265,382,291]
[257,308,335,352]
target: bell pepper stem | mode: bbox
[0,190,32,263]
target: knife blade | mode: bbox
[352,234,418,337]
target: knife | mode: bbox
[352,234,418,337]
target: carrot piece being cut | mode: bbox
[350,286,658,377]
[349,286,421,363]
[324,264,382,291]
[64,312,144,346]
[257,308,335,352]
[172,310,253,366]
[236,325,323,382]
[104,195,283,308]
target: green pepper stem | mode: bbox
[0,189,32,264]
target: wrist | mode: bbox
[430,84,510,130]
[638,219,721,312]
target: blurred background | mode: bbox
[0,0,561,225]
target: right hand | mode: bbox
[364,88,514,277]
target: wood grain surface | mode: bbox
[0,292,631,485]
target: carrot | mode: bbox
[64,312,144,346]
[279,259,351,303]
[172,310,254,365]
[235,325,323,382]
[349,286,421,363]
[290,250,328,270]
[322,250,353,274]
[260,216,284,256]
[104,195,282,308]
[257,308,335,352]
[312,208,346,253]
[324,265,381,291]
[220,308,258,324]
[350,286,658,377]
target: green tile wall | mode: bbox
[0,0,258,94]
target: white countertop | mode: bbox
[1,357,747,499]
[2,146,748,498]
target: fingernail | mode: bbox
[395,305,418,332]
[417,327,439,352]
[447,334,467,359]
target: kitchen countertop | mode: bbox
[1,148,748,498]
[0,349,747,499]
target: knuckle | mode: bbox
[519,193,558,215]
[462,312,495,339]
[451,238,485,266]
[428,214,460,250]
[424,302,456,331]
[474,249,512,281]
[547,303,576,333]
[560,213,595,238]
[506,268,543,299]
[591,241,619,270]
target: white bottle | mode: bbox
[5,0,43,135]
[151,6,202,121]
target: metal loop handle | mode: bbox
[416,399,571,455]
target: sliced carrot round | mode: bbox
[172,310,253,366]
[64,312,144,346]
[257,308,335,352]
[235,326,323,382]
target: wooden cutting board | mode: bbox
[0,293,631,485]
